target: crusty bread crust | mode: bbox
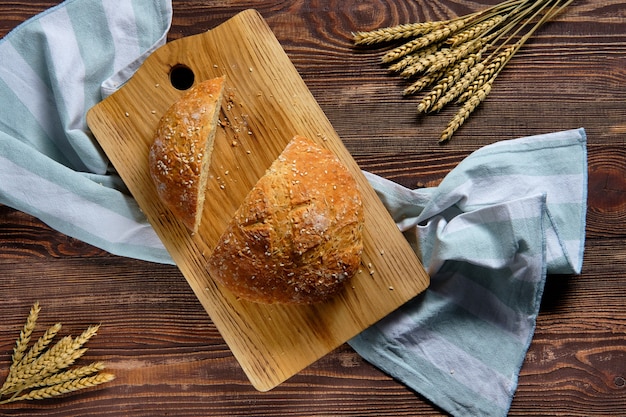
[208,135,364,304]
[149,76,226,232]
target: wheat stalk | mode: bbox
[353,21,447,46]
[0,304,113,404]
[388,43,439,73]
[457,45,515,103]
[431,61,486,113]
[2,336,74,391]
[382,17,473,64]
[0,374,115,404]
[418,52,483,113]
[19,323,63,367]
[11,302,39,365]
[441,0,574,140]
[400,46,454,78]
[446,15,506,47]
[353,0,573,143]
[424,36,488,74]
[403,71,445,96]
[440,77,495,143]
[31,362,107,389]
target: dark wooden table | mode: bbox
[1,1,625,416]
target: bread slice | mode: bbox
[149,76,226,233]
[208,135,364,304]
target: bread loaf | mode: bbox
[149,76,226,232]
[208,135,364,304]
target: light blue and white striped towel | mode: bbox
[349,128,587,416]
[0,0,172,263]
[0,1,587,416]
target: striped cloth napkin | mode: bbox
[0,0,172,263]
[0,1,587,416]
[349,129,587,416]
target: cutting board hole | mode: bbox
[170,64,195,90]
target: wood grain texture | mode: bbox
[1,0,626,415]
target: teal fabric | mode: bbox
[0,0,172,263]
[0,2,587,416]
[350,129,587,417]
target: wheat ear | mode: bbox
[425,36,487,74]
[431,61,485,113]
[0,304,114,405]
[440,77,495,143]
[353,21,445,45]
[19,323,63,367]
[388,44,439,73]
[446,14,506,47]
[382,17,472,63]
[418,52,483,113]
[11,302,40,365]
[31,362,107,389]
[0,303,40,394]
[3,325,99,393]
[40,325,101,379]
[457,45,515,103]
[0,373,115,404]
[403,71,444,96]
[1,336,74,393]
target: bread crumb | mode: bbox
[388,285,394,290]
[124,111,130,117]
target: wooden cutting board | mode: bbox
[87,9,429,392]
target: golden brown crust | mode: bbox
[149,76,226,232]
[208,135,364,304]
